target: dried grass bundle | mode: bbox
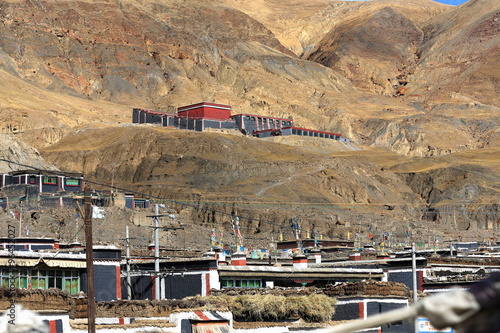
[198,293,335,323]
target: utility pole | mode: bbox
[144,207,185,300]
[126,226,132,300]
[154,204,160,301]
[84,188,96,333]
[412,242,418,333]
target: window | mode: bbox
[0,272,8,287]
[0,269,28,288]
[46,270,80,294]
[65,178,80,186]
[222,280,234,288]
[48,270,62,289]
[0,268,80,294]
[221,279,261,288]
[31,270,47,289]
[28,175,37,184]
[43,176,58,185]
[63,270,80,294]
[134,200,148,209]
[247,280,261,287]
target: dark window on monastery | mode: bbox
[65,178,80,186]
[43,176,57,185]
[29,176,37,184]
[135,200,148,208]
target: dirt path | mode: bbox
[255,166,325,197]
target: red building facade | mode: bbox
[177,102,232,120]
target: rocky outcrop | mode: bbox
[0,134,57,172]
[400,165,500,231]
[356,113,500,156]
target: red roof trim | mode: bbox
[176,116,235,122]
[178,102,231,111]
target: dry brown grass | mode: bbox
[190,294,336,323]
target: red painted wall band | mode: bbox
[116,265,122,299]
[49,320,57,333]
[205,273,210,296]
[151,276,155,300]
[358,302,364,319]
[194,310,210,321]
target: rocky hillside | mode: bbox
[0,135,57,172]
[0,0,498,249]
[1,125,495,249]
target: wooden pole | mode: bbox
[412,242,418,333]
[126,226,132,300]
[154,204,160,300]
[84,187,96,333]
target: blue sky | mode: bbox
[432,0,468,5]
[346,0,469,5]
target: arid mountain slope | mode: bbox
[307,5,424,95]
[220,0,449,56]
[0,128,497,249]
[0,0,353,140]
[0,0,498,247]
[0,67,129,146]
[410,0,500,105]
[36,126,499,246]
[306,0,499,104]
[0,0,498,155]
[37,125,422,245]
